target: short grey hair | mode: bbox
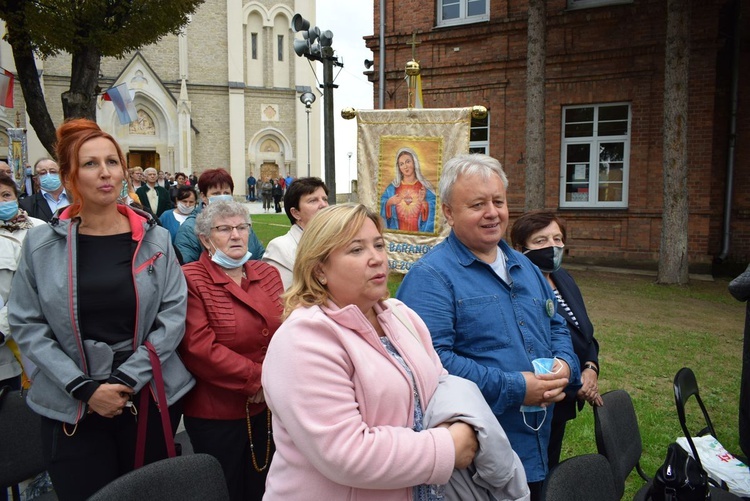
[439,153,508,206]
[143,167,157,175]
[194,201,252,239]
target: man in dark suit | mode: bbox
[19,158,69,222]
[135,167,172,217]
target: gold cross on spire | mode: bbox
[407,32,420,61]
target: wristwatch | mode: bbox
[584,362,599,375]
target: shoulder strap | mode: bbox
[134,341,176,469]
[387,298,423,349]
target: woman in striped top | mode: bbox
[511,210,602,468]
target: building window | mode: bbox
[469,113,489,154]
[560,103,630,208]
[567,0,634,9]
[251,33,258,60]
[277,35,284,61]
[438,0,489,27]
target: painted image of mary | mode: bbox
[380,147,437,233]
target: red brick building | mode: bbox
[365,0,749,272]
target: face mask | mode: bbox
[25,167,32,176]
[208,194,233,204]
[39,173,62,192]
[0,200,19,221]
[209,239,252,269]
[523,245,564,273]
[176,202,194,215]
[520,358,561,431]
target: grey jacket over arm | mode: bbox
[9,205,194,424]
[424,374,530,501]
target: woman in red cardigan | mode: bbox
[179,200,283,501]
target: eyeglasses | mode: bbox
[211,223,251,235]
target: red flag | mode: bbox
[0,69,14,108]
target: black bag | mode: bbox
[648,442,710,500]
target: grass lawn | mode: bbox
[252,217,747,499]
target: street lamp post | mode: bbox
[292,13,342,202]
[299,91,315,177]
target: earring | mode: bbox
[318,276,327,285]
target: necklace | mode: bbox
[245,401,272,472]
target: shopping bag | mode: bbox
[676,435,750,497]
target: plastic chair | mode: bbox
[541,454,618,501]
[593,389,651,500]
[86,453,230,501]
[0,387,56,501]
[673,367,748,496]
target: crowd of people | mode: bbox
[1,118,616,501]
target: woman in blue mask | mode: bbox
[510,210,602,468]
[0,173,46,391]
[179,200,283,501]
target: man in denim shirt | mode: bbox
[397,153,579,500]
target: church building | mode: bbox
[0,0,321,196]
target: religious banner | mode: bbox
[7,127,27,187]
[356,107,472,273]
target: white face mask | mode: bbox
[176,202,194,215]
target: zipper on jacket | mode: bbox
[134,251,163,275]
[67,221,87,424]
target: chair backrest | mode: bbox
[542,454,618,501]
[673,367,717,471]
[0,388,47,488]
[86,453,230,501]
[594,389,648,499]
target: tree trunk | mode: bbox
[3,0,57,157]
[657,0,690,285]
[61,46,102,121]
[524,0,546,210]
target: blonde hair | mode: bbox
[283,203,386,318]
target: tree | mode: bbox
[657,0,690,285]
[0,0,204,156]
[524,0,546,210]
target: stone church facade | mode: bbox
[0,0,321,196]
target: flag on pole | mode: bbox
[0,68,15,108]
[104,83,138,124]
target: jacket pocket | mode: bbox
[134,252,164,275]
[455,294,512,352]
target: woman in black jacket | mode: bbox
[511,210,602,468]
[272,180,283,213]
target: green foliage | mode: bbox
[1,0,204,58]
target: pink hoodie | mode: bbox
[262,299,455,500]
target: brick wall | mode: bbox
[368,0,749,268]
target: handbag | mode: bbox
[648,442,710,501]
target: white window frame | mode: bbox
[437,0,489,28]
[559,103,631,209]
[469,112,490,154]
[567,0,633,10]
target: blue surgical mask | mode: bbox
[0,200,19,221]
[39,173,62,192]
[209,239,252,269]
[208,194,233,204]
[520,358,560,431]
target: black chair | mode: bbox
[593,389,651,500]
[673,367,748,497]
[0,387,57,501]
[542,454,618,501]
[86,454,230,501]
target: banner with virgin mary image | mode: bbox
[356,107,472,273]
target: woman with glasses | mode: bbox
[179,200,283,501]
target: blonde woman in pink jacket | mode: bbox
[262,204,477,500]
